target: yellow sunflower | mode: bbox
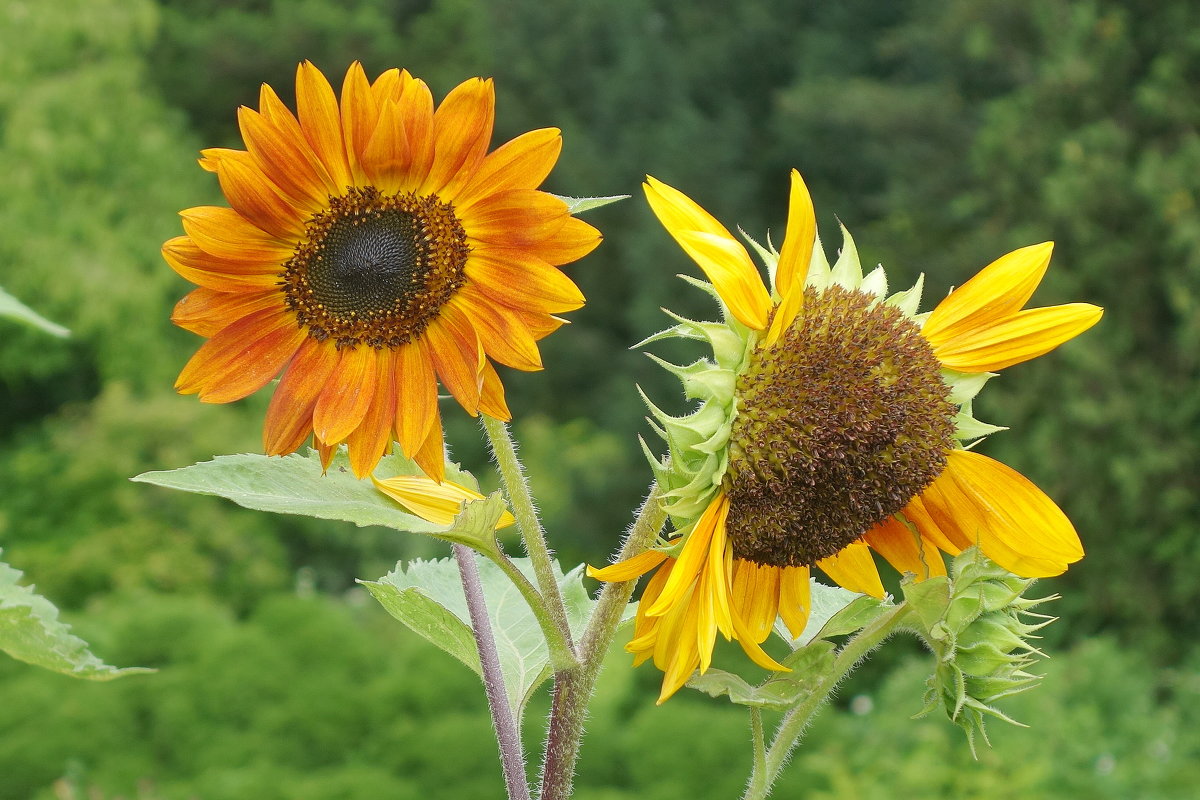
[590,171,1102,702]
[166,62,600,481]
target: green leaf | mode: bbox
[903,574,952,638]
[362,556,620,721]
[552,193,629,214]
[132,449,479,538]
[688,641,836,710]
[0,286,69,337]
[815,594,888,639]
[775,579,870,648]
[0,554,150,680]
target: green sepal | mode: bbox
[860,264,889,299]
[805,232,833,290]
[943,370,995,406]
[550,193,629,214]
[886,274,925,317]
[953,402,1008,442]
[829,223,864,288]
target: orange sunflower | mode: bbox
[590,171,1102,702]
[166,62,600,481]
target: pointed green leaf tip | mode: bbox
[361,557,629,722]
[132,448,483,540]
[0,286,69,337]
[0,553,150,679]
[551,193,629,214]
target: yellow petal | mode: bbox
[864,515,947,581]
[372,474,515,529]
[587,548,670,582]
[777,565,811,639]
[816,540,885,598]
[774,169,816,299]
[923,242,1053,347]
[933,303,1103,372]
[645,492,729,617]
[643,177,771,330]
[763,280,803,349]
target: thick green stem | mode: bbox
[482,415,578,669]
[742,602,914,800]
[539,484,666,800]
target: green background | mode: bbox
[1,0,1197,797]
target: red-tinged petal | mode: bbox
[864,515,947,581]
[466,249,584,313]
[340,62,379,185]
[462,190,570,247]
[394,338,439,461]
[395,78,435,192]
[423,77,495,197]
[411,402,446,483]
[296,61,353,191]
[454,285,544,370]
[180,206,295,262]
[361,99,410,194]
[215,155,306,241]
[316,437,336,471]
[346,348,398,478]
[238,104,334,212]
[455,128,562,211]
[162,237,281,291]
[775,169,816,299]
[175,307,306,403]
[172,287,282,337]
[198,147,246,173]
[478,359,511,421]
[425,304,484,414]
[816,540,885,598]
[526,216,602,267]
[900,493,971,554]
[923,242,1054,346]
[932,303,1103,372]
[263,337,340,454]
[312,345,379,445]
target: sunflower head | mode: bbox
[167,62,601,481]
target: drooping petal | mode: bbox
[411,401,446,483]
[816,540,885,598]
[777,565,811,639]
[478,359,512,421]
[922,242,1053,347]
[646,492,728,617]
[175,307,307,403]
[587,548,671,582]
[864,515,947,580]
[372,474,515,529]
[263,337,341,455]
[312,345,379,445]
[393,338,438,460]
[731,560,781,644]
[425,303,484,414]
[931,303,1103,372]
[775,169,816,299]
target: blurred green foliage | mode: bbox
[1,0,1197,795]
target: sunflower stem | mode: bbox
[748,708,766,793]
[538,483,666,800]
[482,415,578,670]
[743,601,914,800]
[453,543,532,800]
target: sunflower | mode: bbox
[589,171,1102,702]
[167,62,600,481]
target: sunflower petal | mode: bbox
[172,288,282,337]
[466,248,584,313]
[425,303,484,414]
[175,307,306,403]
[646,493,727,616]
[296,61,353,191]
[864,515,947,580]
[778,565,811,639]
[312,346,379,445]
[214,155,306,241]
[587,548,671,582]
[775,169,816,299]
[346,348,398,478]
[423,77,495,196]
[456,127,562,210]
[162,236,281,291]
[478,359,512,421]
[180,206,294,262]
[263,338,340,455]
[932,303,1103,372]
[454,285,544,370]
[372,474,514,529]
[816,540,885,598]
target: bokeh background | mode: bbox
[2,0,1198,797]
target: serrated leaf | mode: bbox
[0,286,69,337]
[551,194,629,214]
[132,449,477,537]
[0,554,150,680]
[775,579,867,648]
[362,557,624,721]
[689,641,836,710]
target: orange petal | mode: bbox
[478,360,512,421]
[215,155,307,241]
[340,61,380,186]
[932,303,1103,372]
[180,206,295,263]
[312,346,379,445]
[176,307,306,403]
[774,169,816,299]
[361,99,411,194]
[172,287,282,337]
[263,337,341,454]
[923,242,1054,347]
[461,189,570,247]
[864,515,947,581]
[643,176,771,331]
[238,102,334,212]
[425,304,483,414]
[526,216,603,267]
[295,61,353,191]
[587,548,671,582]
[816,540,885,598]
[394,78,435,192]
[454,285,544,370]
[466,248,584,313]
[346,347,398,478]
[777,565,811,639]
[163,236,282,291]
[411,402,446,483]
[423,77,495,197]
[455,128,562,211]
[316,437,336,471]
[394,338,439,460]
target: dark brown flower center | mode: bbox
[282,187,469,348]
[724,285,956,567]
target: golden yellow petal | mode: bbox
[864,515,947,581]
[933,303,1103,372]
[923,242,1053,347]
[774,169,816,299]
[372,474,514,529]
[777,565,811,639]
[645,492,728,617]
[816,540,885,598]
[587,548,670,582]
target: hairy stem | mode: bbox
[539,484,666,800]
[454,543,532,800]
[742,602,914,800]
[482,415,577,669]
